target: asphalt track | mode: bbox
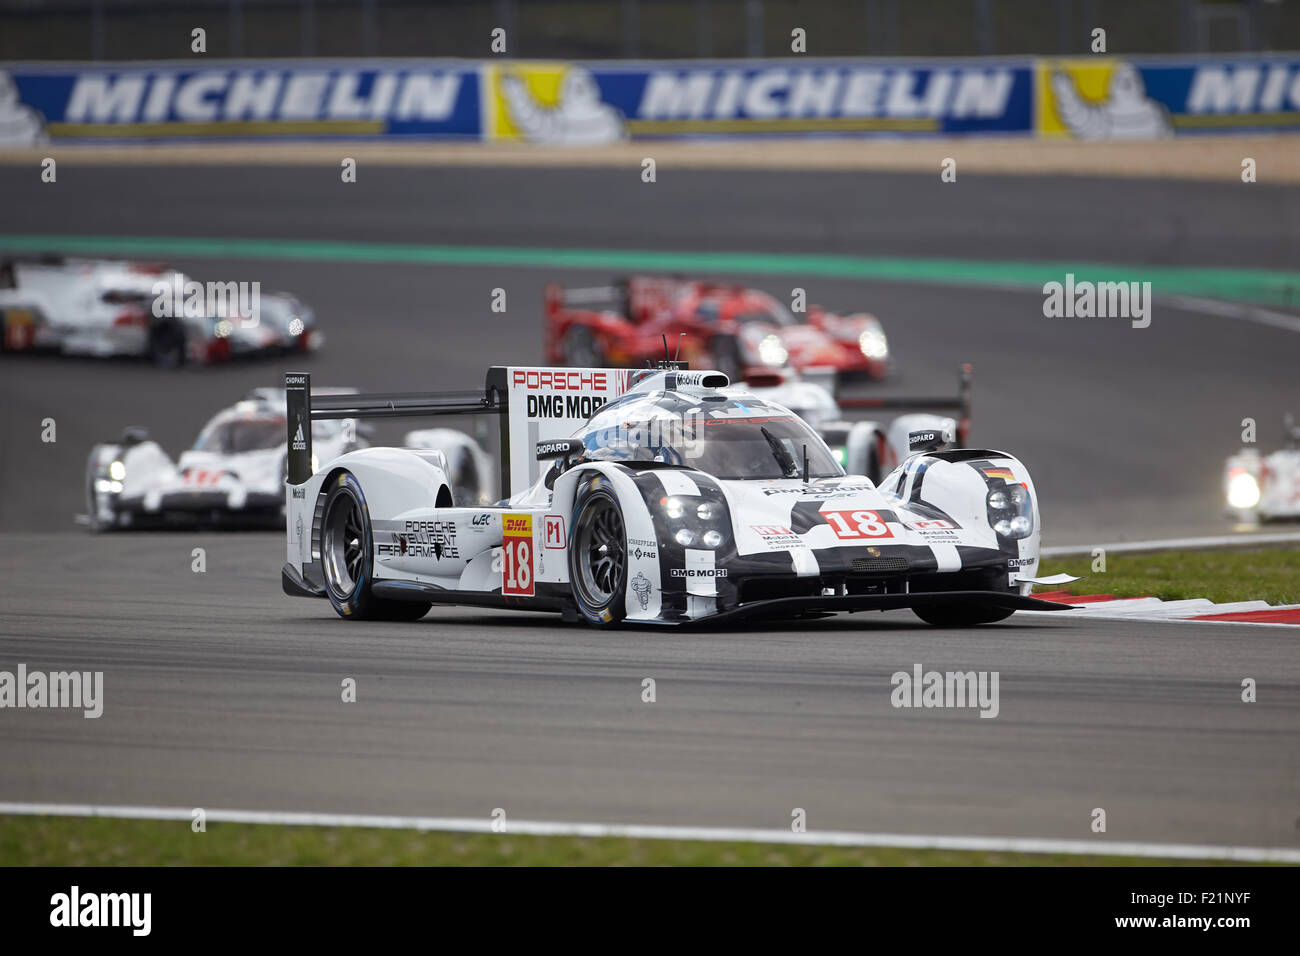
[1,533,1297,849]
[0,163,1298,852]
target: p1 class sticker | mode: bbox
[502,513,535,596]
[822,509,894,540]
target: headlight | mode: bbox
[663,496,685,519]
[987,482,1034,539]
[696,502,717,520]
[214,319,233,338]
[758,334,788,367]
[859,327,888,360]
[702,529,724,548]
[675,528,696,546]
[108,460,126,481]
[1227,470,1260,510]
[288,316,304,336]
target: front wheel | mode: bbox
[568,478,628,627]
[147,320,187,368]
[320,471,430,621]
[912,603,1014,627]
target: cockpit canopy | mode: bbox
[577,392,843,481]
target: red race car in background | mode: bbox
[544,276,891,381]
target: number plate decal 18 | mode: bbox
[502,513,535,596]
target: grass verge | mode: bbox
[0,815,1255,866]
[1047,546,1300,606]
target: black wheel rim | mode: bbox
[575,497,625,606]
[323,490,366,598]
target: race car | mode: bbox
[1224,414,1300,522]
[0,255,320,365]
[544,276,891,381]
[280,364,1070,627]
[733,365,971,484]
[85,388,364,530]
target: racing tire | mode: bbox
[568,477,628,627]
[561,325,604,367]
[320,471,431,621]
[912,603,1015,627]
[147,319,187,368]
[84,447,116,533]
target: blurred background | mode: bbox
[3,0,1299,60]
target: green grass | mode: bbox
[1049,547,1300,606]
[0,816,1255,866]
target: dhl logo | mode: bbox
[503,515,532,536]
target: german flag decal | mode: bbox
[982,467,1016,481]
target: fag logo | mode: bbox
[291,422,307,451]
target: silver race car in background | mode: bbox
[85,388,364,530]
[1224,414,1300,523]
[0,255,320,365]
[281,364,1071,627]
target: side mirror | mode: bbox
[536,438,584,461]
[908,428,952,454]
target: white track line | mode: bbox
[1042,530,1300,557]
[1167,295,1300,334]
[1,801,1297,863]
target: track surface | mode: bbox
[1,533,1297,849]
[0,164,1298,850]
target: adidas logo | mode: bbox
[291,422,307,451]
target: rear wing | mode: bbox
[836,363,973,445]
[285,367,632,499]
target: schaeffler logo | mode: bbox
[50,886,151,936]
[0,664,103,718]
[152,274,260,329]
[890,663,999,718]
[1042,273,1151,328]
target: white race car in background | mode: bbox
[0,255,320,365]
[731,365,970,483]
[403,426,495,506]
[1224,414,1300,523]
[85,388,364,530]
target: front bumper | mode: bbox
[695,589,1071,624]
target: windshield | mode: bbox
[581,410,842,480]
[193,416,285,454]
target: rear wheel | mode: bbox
[147,320,186,368]
[561,325,604,367]
[321,471,430,621]
[912,603,1014,627]
[568,479,628,627]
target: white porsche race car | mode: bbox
[281,364,1071,627]
[1224,414,1300,522]
[86,388,364,530]
[0,255,320,365]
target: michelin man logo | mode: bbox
[501,67,624,146]
[630,571,652,610]
[0,72,46,146]
[1051,63,1171,140]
